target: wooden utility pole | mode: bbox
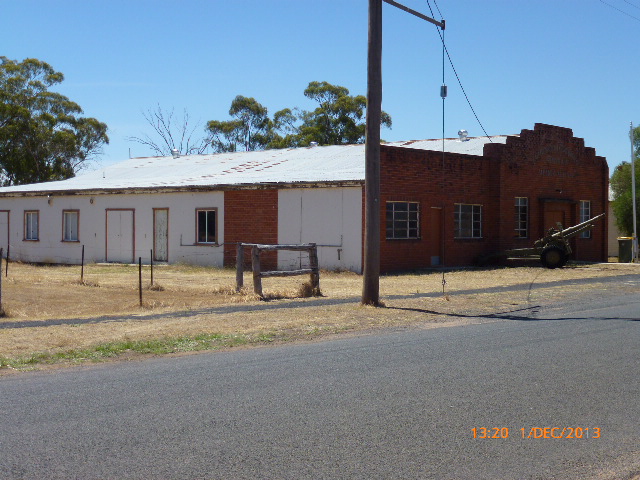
[362,0,383,306]
[362,0,445,306]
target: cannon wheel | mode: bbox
[540,246,567,269]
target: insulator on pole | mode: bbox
[440,84,447,99]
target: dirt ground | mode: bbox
[0,261,638,361]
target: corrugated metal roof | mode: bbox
[0,135,512,195]
[386,135,510,154]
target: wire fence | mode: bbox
[0,245,324,320]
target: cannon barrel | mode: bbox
[549,212,605,239]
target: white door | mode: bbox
[0,211,8,258]
[106,209,135,263]
[153,209,168,262]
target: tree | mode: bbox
[0,57,109,185]
[128,105,208,157]
[205,82,392,153]
[206,95,273,152]
[610,125,640,235]
[296,81,392,146]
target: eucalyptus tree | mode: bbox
[0,57,108,185]
[297,81,392,146]
[610,125,640,235]
[206,95,273,152]
[205,82,392,153]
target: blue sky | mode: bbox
[4,0,639,172]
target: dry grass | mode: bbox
[0,261,638,368]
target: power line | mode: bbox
[425,0,492,140]
[622,0,640,10]
[598,0,640,22]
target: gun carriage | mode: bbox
[480,213,605,269]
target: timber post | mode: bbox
[251,245,262,296]
[236,243,244,291]
[0,248,3,312]
[138,257,143,307]
[308,243,320,295]
[237,243,320,298]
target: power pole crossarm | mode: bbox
[383,0,445,29]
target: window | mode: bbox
[24,211,39,241]
[386,202,420,239]
[196,209,217,244]
[63,210,79,242]
[515,197,528,238]
[579,200,591,238]
[454,204,482,238]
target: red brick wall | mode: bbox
[377,123,608,272]
[379,146,501,272]
[491,124,608,262]
[223,189,278,269]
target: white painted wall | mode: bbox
[0,191,225,266]
[0,186,363,271]
[277,187,362,272]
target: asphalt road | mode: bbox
[1,292,639,479]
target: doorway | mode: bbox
[153,208,169,262]
[106,209,135,263]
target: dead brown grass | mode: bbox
[0,261,638,361]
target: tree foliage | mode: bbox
[128,105,208,156]
[297,81,392,146]
[206,95,272,152]
[610,125,640,235]
[0,57,109,185]
[205,82,392,153]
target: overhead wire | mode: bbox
[598,0,640,22]
[425,0,493,141]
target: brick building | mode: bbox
[0,123,608,272]
[380,123,609,271]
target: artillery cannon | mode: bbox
[480,212,605,269]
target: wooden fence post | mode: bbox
[138,257,143,306]
[251,245,262,296]
[236,243,244,291]
[81,245,85,283]
[5,244,9,277]
[150,249,154,286]
[309,243,319,294]
[0,248,3,312]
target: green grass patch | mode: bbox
[0,331,282,371]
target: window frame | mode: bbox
[579,200,591,239]
[454,203,483,239]
[195,208,218,245]
[514,197,529,239]
[385,201,420,240]
[24,210,39,241]
[62,210,80,242]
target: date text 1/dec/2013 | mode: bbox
[472,427,601,439]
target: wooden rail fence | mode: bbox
[235,243,319,297]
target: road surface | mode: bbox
[1,292,638,479]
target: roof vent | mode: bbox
[458,129,469,141]
[309,141,319,147]
[171,148,180,158]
